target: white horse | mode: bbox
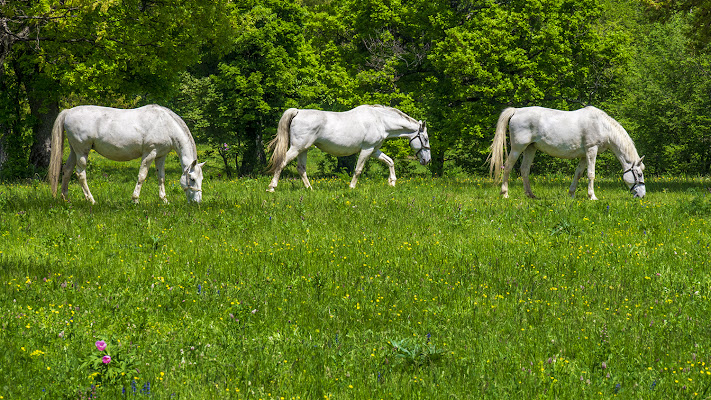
[266,105,431,192]
[48,105,205,204]
[489,106,645,200]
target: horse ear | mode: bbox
[197,161,206,169]
[190,160,197,168]
[420,120,427,131]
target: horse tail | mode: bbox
[489,107,516,182]
[267,108,298,174]
[48,109,68,197]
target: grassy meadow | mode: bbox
[1,151,711,399]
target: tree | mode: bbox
[643,0,711,47]
[0,0,231,177]
[616,14,711,174]
[312,0,631,175]
[1,1,83,175]
[175,0,325,176]
[427,0,631,174]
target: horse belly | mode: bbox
[534,141,586,159]
[314,140,360,157]
[91,141,145,161]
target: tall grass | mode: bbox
[1,154,710,398]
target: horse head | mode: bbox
[181,160,206,203]
[410,121,431,166]
[623,156,645,198]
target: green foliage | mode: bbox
[615,13,711,175]
[79,339,138,387]
[174,0,326,175]
[427,0,631,173]
[643,0,711,47]
[390,338,445,368]
[3,0,711,179]
[299,0,633,175]
[0,0,232,177]
[0,65,32,179]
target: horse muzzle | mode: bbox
[417,150,432,166]
[184,188,203,203]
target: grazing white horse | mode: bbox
[266,105,431,192]
[48,105,205,204]
[489,106,645,200]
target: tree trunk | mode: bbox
[0,131,8,172]
[238,131,267,176]
[14,59,59,173]
[0,71,8,172]
[1,59,30,178]
[27,96,59,172]
[431,149,445,177]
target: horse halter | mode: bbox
[623,166,644,193]
[409,129,430,158]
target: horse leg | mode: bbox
[155,156,168,203]
[568,158,587,198]
[373,150,396,186]
[350,148,374,189]
[75,152,96,204]
[501,148,523,198]
[60,149,77,201]
[585,146,599,200]
[267,147,301,192]
[132,151,157,203]
[520,145,537,198]
[296,151,312,190]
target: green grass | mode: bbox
[1,153,711,399]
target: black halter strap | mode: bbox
[409,130,430,158]
[622,166,644,192]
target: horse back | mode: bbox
[290,108,383,156]
[509,106,611,158]
[62,105,177,161]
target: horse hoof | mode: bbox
[266,187,275,193]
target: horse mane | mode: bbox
[152,105,198,161]
[368,104,419,123]
[592,107,640,160]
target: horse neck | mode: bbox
[381,114,419,139]
[170,130,198,169]
[162,109,198,168]
[608,130,639,168]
